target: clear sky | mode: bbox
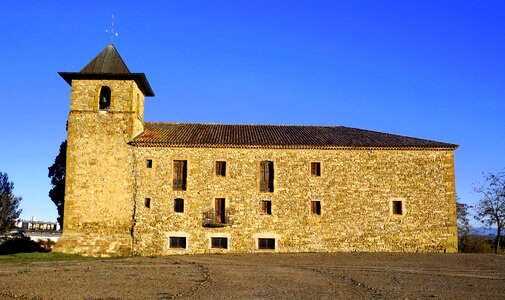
[0,1,503,224]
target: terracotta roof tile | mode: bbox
[132,122,457,150]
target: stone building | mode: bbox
[53,44,458,257]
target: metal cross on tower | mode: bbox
[105,14,119,43]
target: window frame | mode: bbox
[210,237,228,249]
[258,238,275,250]
[311,200,321,215]
[261,200,272,215]
[392,200,403,215]
[146,159,153,169]
[173,160,188,191]
[259,161,274,192]
[169,237,186,249]
[310,162,321,176]
[174,198,184,213]
[215,161,226,177]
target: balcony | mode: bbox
[202,209,231,227]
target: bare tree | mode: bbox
[0,172,22,234]
[474,170,505,253]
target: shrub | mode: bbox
[0,233,47,255]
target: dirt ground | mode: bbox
[0,253,503,300]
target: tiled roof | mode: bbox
[132,122,457,150]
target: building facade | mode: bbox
[54,44,458,257]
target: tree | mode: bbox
[48,140,66,229]
[474,170,505,253]
[456,200,472,237]
[0,172,22,234]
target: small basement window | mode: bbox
[261,200,272,215]
[215,161,226,177]
[311,201,321,215]
[211,237,228,249]
[144,198,151,209]
[392,200,403,215]
[169,237,186,249]
[258,238,275,250]
[174,198,184,213]
[99,86,111,110]
[311,162,321,176]
[146,159,153,168]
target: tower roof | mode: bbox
[59,44,154,96]
[80,43,131,73]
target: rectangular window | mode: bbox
[392,200,403,215]
[311,201,321,215]
[173,160,187,190]
[169,237,186,249]
[215,198,226,224]
[146,159,153,168]
[174,198,184,213]
[259,161,274,192]
[211,237,228,249]
[310,162,321,176]
[144,198,151,208]
[216,161,226,177]
[258,238,275,250]
[261,200,272,215]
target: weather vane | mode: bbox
[105,14,119,43]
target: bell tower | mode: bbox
[54,44,154,256]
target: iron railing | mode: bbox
[202,209,231,227]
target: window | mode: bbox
[144,198,151,209]
[259,161,274,192]
[258,238,275,250]
[310,162,321,176]
[173,160,187,190]
[215,198,226,223]
[392,200,403,215]
[174,198,184,213]
[215,161,226,177]
[261,200,272,215]
[311,201,321,215]
[211,237,228,249]
[169,237,186,249]
[146,159,153,168]
[99,86,111,110]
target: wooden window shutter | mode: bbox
[173,160,187,190]
[311,162,321,176]
[260,161,274,192]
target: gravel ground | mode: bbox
[0,253,503,299]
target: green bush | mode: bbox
[0,233,48,255]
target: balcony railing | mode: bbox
[202,209,231,227]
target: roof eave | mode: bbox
[58,72,155,97]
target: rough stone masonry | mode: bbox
[53,44,458,257]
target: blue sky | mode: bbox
[0,1,503,224]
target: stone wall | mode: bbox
[132,147,457,255]
[54,80,145,257]
[54,78,457,257]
